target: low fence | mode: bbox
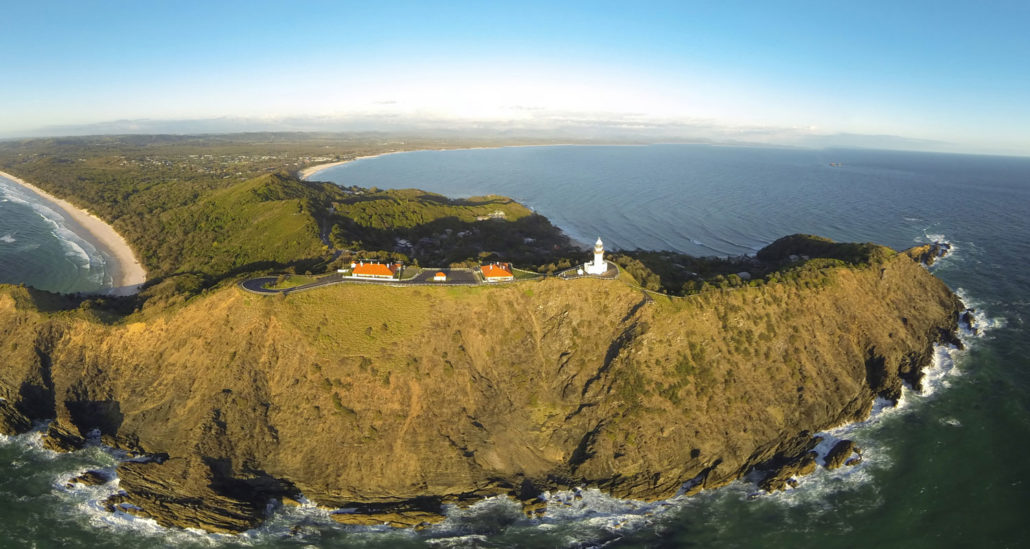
[241,261,691,299]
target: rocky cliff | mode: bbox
[0,240,961,532]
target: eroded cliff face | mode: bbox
[0,250,961,532]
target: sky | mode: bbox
[1,1,1028,155]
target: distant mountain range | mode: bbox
[3,114,960,154]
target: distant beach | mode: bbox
[299,151,412,181]
[0,170,146,296]
[300,145,564,181]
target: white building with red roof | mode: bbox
[481,262,514,282]
[350,261,401,279]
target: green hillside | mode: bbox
[0,135,579,297]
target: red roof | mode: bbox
[435,272,446,277]
[481,263,513,279]
[353,262,396,277]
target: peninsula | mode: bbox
[0,134,963,533]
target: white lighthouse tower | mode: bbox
[584,236,608,275]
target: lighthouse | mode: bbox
[584,236,608,275]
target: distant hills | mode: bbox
[1,115,967,155]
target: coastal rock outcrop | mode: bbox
[823,440,861,470]
[0,399,31,434]
[0,239,962,531]
[66,470,111,488]
[904,241,952,267]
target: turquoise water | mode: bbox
[2,145,1029,547]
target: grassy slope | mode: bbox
[152,173,328,276]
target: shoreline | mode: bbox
[299,149,435,181]
[298,154,392,181]
[299,144,594,250]
[298,143,587,181]
[0,170,147,296]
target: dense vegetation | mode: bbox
[611,234,894,296]
[325,187,579,268]
[0,134,578,303]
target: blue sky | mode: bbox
[2,1,1028,155]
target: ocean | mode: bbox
[0,176,111,295]
[2,145,1028,547]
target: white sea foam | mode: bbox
[3,287,996,549]
[58,463,235,547]
[955,287,1006,336]
[0,176,107,283]
[17,307,990,548]
[0,233,15,244]
[704,286,995,531]
[59,234,93,266]
[0,422,60,460]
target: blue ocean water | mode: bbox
[2,145,1029,547]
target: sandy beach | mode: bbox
[299,144,580,182]
[0,170,147,296]
[299,151,410,181]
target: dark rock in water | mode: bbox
[961,310,979,334]
[845,455,863,467]
[521,497,548,517]
[328,497,448,529]
[330,509,445,529]
[42,421,86,452]
[66,470,111,488]
[823,440,858,470]
[759,451,819,492]
[0,399,32,435]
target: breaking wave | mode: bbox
[0,176,109,288]
[0,285,999,548]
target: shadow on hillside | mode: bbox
[336,213,581,267]
[337,192,514,208]
[23,287,83,312]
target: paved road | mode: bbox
[239,277,281,294]
[239,274,349,295]
[240,268,549,296]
